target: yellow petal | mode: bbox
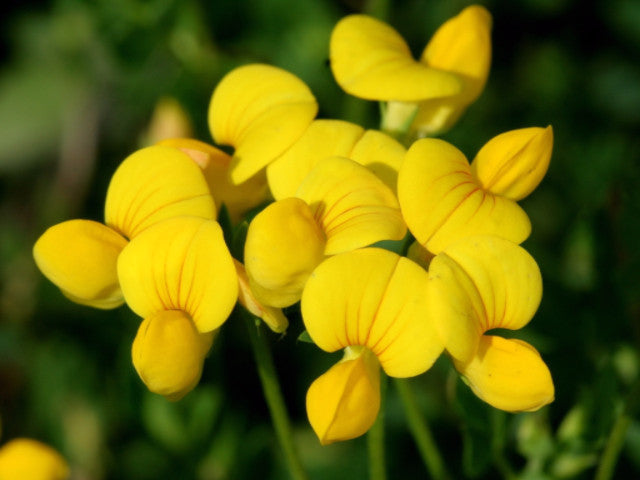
[105,146,215,239]
[157,137,270,223]
[33,219,127,309]
[421,5,492,100]
[297,156,406,255]
[306,346,380,445]
[398,138,531,254]
[330,15,462,101]
[471,126,554,201]
[411,6,492,136]
[132,310,214,401]
[117,217,238,333]
[266,120,364,201]
[453,335,554,412]
[302,248,444,377]
[349,130,405,194]
[428,236,542,363]
[244,198,326,308]
[234,259,288,333]
[0,439,69,480]
[208,64,318,184]
[144,97,193,145]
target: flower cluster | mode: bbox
[33,4,554,450]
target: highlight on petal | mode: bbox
[330,15,462,101]
[244,198,326,308]
[297,156,406,256]
[471,126,554,201]
[266,120,364,201]
[428,235,542,363]
[306,346,381,445]
[302,248,444,377]
[33,219,127,309]
[421,5,492,102]
[117,217,238,333]
[157,138,270,223]
[208,64,318,184]
[0,438,69,480]
[398,138,531,254]
[234,259,288,333]
[105,145,215,239]
[132,310,214,401]
[453,335,554,412]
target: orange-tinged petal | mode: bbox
[33,219,127,309]
[398,138,531,254]
[0,438,69,480]
[132,310,214,401]
[105,146,215,239]
[117,217,238,333]
[157,138,270,223]
[297,156,406,255]
[330,15,462,101]
[244,198,326,308]
[234,259,288,333]
[428,236,542,363]
[453,335,554,412]
[266,120,364,200]
[302,248,444,377]
[208,64,318,184]
[306,346,380,445]
[471,126,554,201]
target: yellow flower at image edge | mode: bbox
[33,145,215,309]
[0,438,69,480]
[330,5,491,136]
[428,236,554,412]
[302,248,444,444]
[118,216,238,400]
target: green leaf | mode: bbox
[297,330,314,344]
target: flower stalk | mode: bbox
[244,312,309,480]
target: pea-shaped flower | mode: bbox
[330,5,491,136]
[398,126,553,254]
[117,216,238,400]
[302,248,444,444]
[156,137,271,223]
[428,236,554,412]
[208,64,318,184]
[0,438,69,480]
[33,146,215,309]
[245,156,406,308]
[266,119,405,200]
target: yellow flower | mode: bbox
[245,157,406,308]
[398,126,553,254]
[266,119,405,200]
[117,216,238,400]
[0,438,69,480]
[428,236,554,412]
[208,64,318,184]
[302,248,444,444]
[330,6,491,136]
[156,137,271,223]
[33,146,215,309]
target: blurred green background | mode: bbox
[1,0,639,478]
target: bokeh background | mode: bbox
[1,0,639,478]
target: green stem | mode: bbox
[368,373,388,480]
[394,378,450,480]
[594,412,632,480]
[245,314,309,480]
[594,377,640,480]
